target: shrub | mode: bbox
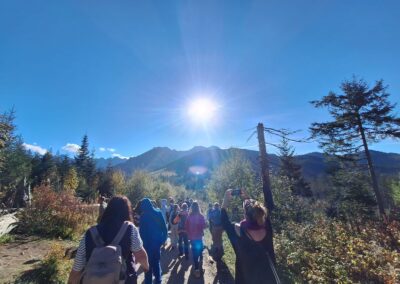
[19,185,97,239]
[275,218,400,283]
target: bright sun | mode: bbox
[187,98,218,124]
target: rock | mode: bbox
[0,212,18,237]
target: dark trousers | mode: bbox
[178,232,189,256]
[144,247,161,284]
[190,239,203,270]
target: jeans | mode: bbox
[178,232,189,256]
[190,239,203,270]
[144,247,161,284]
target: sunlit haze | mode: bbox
[187,98,219,125]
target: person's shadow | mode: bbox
[212,259,235,284]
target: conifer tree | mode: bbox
[63,167,79,194]
[310,77,400,217]
[278,137,312,197]
[75,134,95,184]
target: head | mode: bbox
[161,199,167,206]
[100,196,133,224]
[243,199,267,227]
[169,197,174,204]
[190,201,201,215]
[140,198,156,213]
[214,202,220,210]
[208,203,213,209]
[189,198,193,203]
[181,203,188,211]
[173,204,180,212]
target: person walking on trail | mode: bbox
[177,203,190,259]
[185,201,206,279]
[68,196,149,284]
[97,195,107,222]
[139,198,168,284]
[209,202,224,260]
[169,204,180,250]
[221,189,280,284]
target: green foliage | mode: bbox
[275,218,400,283]
[125,171,186,207]
[62,167,79,194]
[310,77,400,156]
[0,233,15,244]
[278,137,312,197]
[20,185,97,239]
[208,153,260,201]
[389,175,400,207]
[75,134,96,187]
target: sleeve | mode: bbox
[221,208,237,245]
[72,235,86,271]
[130,224,143,252]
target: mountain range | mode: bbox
[95,146,400,183]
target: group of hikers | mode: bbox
[68,189,279,284]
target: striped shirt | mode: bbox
[72,223,143,272]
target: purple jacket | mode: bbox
[185,213,206,240]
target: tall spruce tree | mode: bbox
[310,77,400,217]
[278,137,312,197]
[75,134,95,184]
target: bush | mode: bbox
[275,218,400,283]
[19,185,97,239]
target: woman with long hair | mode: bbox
[185,201,206,278]
[221,189,279,284]
[68,196,149,284]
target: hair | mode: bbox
[244,199,267,227]
[181,203,188,210]
[190,201,201,215]
[100,195,133,224]
[214,202,220,208]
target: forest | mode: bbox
[1,77,400,283]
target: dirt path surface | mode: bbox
[0,235,73,284]
[137,244,234,284]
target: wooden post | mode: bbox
[257,123,274,211]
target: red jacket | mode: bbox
[185,213,206,240]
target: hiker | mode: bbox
[209,202,224,260]
[167,197,174,228]
[139,198,168,284]
[169,204,180,250]
[185,201,206,278]
[68,196,149,284]
[177,202,189,259]
[97,195,107,222]
[221,189,279,284]
[160,199,168,225]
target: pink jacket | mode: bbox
[185,213,206,240]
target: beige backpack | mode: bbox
[81,221,129,284]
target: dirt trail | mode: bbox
[137,243,234,284]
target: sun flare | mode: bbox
[187,98,218,124]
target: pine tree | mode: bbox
[278,138,312,197]
[0,109,15,169]
[75,134,95,184]
[310,77,400,217]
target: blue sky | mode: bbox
[1,0,399,158]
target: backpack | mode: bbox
[82,221,130,284]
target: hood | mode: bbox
[140,198,155,213]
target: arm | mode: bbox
[130,224,149,272]
[133,248,149,272]
[221,189,238,245]
[68,235,86,284]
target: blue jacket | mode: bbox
[139,198,168,250]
